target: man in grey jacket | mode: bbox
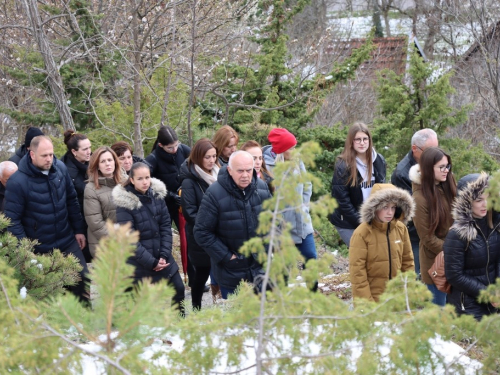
[391,128,438,275]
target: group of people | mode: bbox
[0,124,317,314]
[332,123,500,320]
[2,121,496,321]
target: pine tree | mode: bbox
[0,214,81,300]
[372,51,470,166]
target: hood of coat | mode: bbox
[262,145,276,168]
[112,177,167,210]
[359,183,415,225]
[451,172,490,241]
[409,164,421,185]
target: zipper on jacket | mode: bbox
[460,292,465,311]
[386,223,392,280]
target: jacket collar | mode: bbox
[112,177,167,210]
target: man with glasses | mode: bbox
[391,128,438,276]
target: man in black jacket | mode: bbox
[194,151,272,299]
[8,126,44,165]
[391,128,438,275]
[4,136,89,304]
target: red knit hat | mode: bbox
[268,128,297,154]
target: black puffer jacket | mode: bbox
[4,155,84,253]
[113,178,179,282]
[179,161,211,267]
[330,153,386,229]
[194,169,272,289]
[391,150,419,243]
[8,145,28,165]
[146,144,190,202]
[61,151,88,214]
[0,182,5,213]
[444,173,500,320]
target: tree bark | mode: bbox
[22,0,75,131]
[131,0,144,158]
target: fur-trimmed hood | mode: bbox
[359,183,415,225]
[409,164,421,185]
[451,172,490,242]
[112,177,167,210]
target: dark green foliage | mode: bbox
[0,214,81,300]
[372,51,470,171]
[197,0,374,140]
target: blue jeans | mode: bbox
[427,283,447,306]
[335,227,355,248]
[220,286,236,299]
[295,233,317,261]
[411,238,420,275]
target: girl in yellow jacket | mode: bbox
[349,183,415,301]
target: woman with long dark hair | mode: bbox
[212,125,239,166]
[180,138,220,309]
[61,130,92,262]
[444,173,500,320]
[113,162,185,315]
[146,126,190,230]
[330,122,386,247]
[84,146,124,258]
[410,147,456,306]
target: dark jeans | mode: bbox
[427,283,447,307]
[64,239,90,305]
[295,233,318,292]
[295,233,317,261]
[190,265,211,310]
[411,238,420,276]
[220,285,236,299]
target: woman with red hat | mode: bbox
[263,128,317,289]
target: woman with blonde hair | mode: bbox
[84,146,124,257]
[410,147,456,306]
[212,125,239,166]
[330,122,386,247]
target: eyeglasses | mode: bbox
[353,137,370,144]
[436,164,451,172]
[163,141,180,152]
[415,145,424,152]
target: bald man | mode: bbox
[0,160,18,212]
[194,151,272,299]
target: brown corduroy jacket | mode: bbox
[410,165,454,285]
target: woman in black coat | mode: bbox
[180,138,220,309]
[61,130,92,262]
[146,126,190,230]
[444,173,500,320]
[330,122,386,247]
[113,162,185,315]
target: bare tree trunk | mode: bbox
[186,0,197,147]
[22,0,75,131]
[131,1,144,158]
[161,5,177,129]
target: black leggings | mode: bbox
[190,265,211,310]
